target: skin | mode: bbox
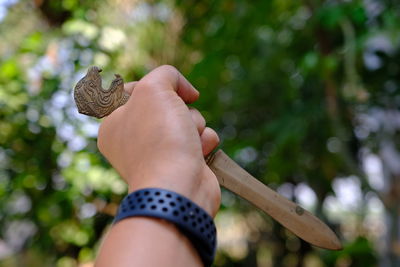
[95,65,221,267]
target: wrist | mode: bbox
[126,165,220,217]
[114,188,217,266]
[96,217,203,267]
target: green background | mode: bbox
[1,0,399,266]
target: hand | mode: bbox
[97,65,220,216]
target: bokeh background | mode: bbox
[0,0,399,266]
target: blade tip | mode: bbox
[319,236,343,251]
[331,240,343,251]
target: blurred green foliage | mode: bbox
[1,0,400,266]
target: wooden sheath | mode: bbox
[206,149,342,250]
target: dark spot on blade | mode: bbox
[295,205,304,216]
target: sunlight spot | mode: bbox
[295,183,317,211]
[327,137,341,153]
[363,153,385,190]
[235,146,258,165]
[277,183,294,200]
[99,27,126,52]
[332,176,362,210]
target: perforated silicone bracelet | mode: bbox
[113,188,217,267]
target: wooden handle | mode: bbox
[207,150,342,250]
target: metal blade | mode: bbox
[206,149,342,250]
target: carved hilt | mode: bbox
[74,66,130,118]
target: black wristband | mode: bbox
[113,188,217,266]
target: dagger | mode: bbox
[73,66,342,250]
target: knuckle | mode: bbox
[139,65,180,90]
[190,108,205,124]
[199,114,206,127]
[206,127,220,144]
[157,64,178,73]
[138,79,166,93]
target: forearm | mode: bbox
[95,217,202,267]
[94,66,221,266]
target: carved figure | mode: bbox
[74,66,130,118]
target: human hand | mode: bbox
[97,65,220,216]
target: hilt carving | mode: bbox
[74,66,130,118]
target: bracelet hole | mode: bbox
[144,191,150,195]
[140,204,146,209]
[158,199,164,204]
[162,207,168,212]
[166,193,172,198]
[148,198,153,202]
[138,198,143,202]
[151,205,156,210]
[155,191,161,196]
[180,206,186,212]
[169,202,176,207]
[173,211,179,216]
[176,197,182,202]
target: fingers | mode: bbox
[200,127,220,156]
[189,108,206,135]
[138,65,199,104]
[189,108,219,156]
[123,72,217,156]
[124,81,138,95]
